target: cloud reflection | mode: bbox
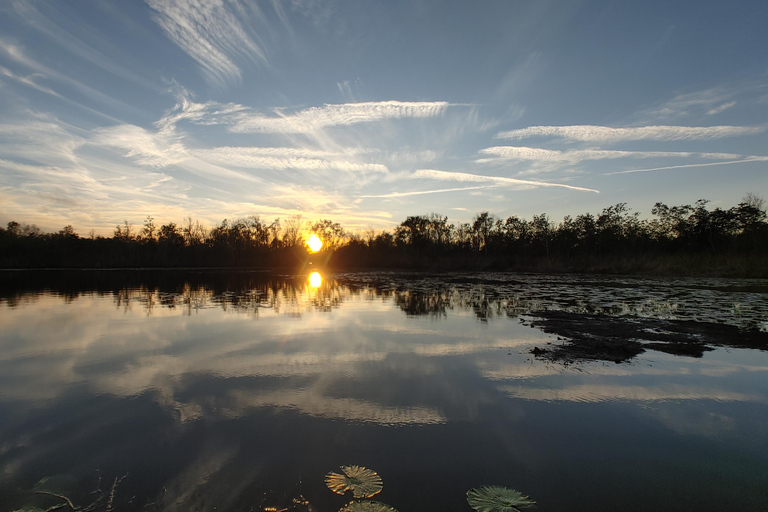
[1,272,767,431]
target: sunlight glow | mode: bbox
[307,234,323,252]
[308,271,322,288]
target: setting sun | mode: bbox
[307,234,323,252]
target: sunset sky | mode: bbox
[1,0,767,235]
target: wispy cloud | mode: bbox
[11,1,162,93]
[478,146,740,164]
[92,124,187,167]
[228,101,449,134]
[93,114,390,173]
[413,169,599,193]
[496,125,766,142]
[707,101,736,115]
[145,0,266,87]
[640,87,737,121]
[193,146,389,173]
[0,115,86,165]
[156,96,450,136]
[0,65,61,97]
[0,38,139,121]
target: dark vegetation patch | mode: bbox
[2,198,767,277]
[526,310,768,364]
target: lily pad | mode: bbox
[339,500,398,512]
[466,486,536,512]
[325,465,383,498]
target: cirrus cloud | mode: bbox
[228,101,450,134]
[496,124,766,142]
[478,146,741,164]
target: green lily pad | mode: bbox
[339,500,398,512]
[466,486,536,512]
[325,465,383,498]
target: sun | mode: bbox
[307,234,323,252]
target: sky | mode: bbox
[1,0,767,235]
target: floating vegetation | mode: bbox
[339,500,399,512]
[466,486,536,512]
[325,465,383,499]
[325,466,397,512]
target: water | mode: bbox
[1,270,768,512]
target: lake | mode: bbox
[1,270,768,512]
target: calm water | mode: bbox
[1,270,768,512]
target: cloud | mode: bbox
[478,146,742,164]
[92,119,390,173]
[92,124,188,167]
[707,101,736,115]
[0,116,86,165]
[0,65,61,97]
[145,0,266,87]
[0,39,140,121]
[192,146,388,173]
[155,95,450,136]
[640,87,736,120]
[228,101,449,134]
[155,92,247,134]
[496,124,766,142]
[11,1,162,93]
[413,169,599,193]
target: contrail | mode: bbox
[360,186,491,198]
[604,158,768,175]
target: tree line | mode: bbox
[1,195,766,275]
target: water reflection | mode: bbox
[309,271,323,288]
[2,271,768,511]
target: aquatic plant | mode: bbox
[325,465,384,499]
[339,500,398,512]
[466,485,536,512]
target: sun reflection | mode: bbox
[307,234,323,252]
[309,271,323,288]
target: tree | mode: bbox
[742,192,766,213]
[395,215,430,247]
[6,221,21,236]
[182,217,206,246]
[158,223,184,246]
[280,215,305,248]
[471,212,496,252]
[312,219,346,250]
[114,220,134,241]
[58,225,78,238]
[530,213,552,257]
[141,216,157,241]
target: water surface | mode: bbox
[1,270,767,512]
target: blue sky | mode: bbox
[1,0,766,235]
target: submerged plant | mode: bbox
[339,500,398,512]
[325,466,383,499]
[466,486,536,512]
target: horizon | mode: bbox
[1,194,761,239]
[1,1,767,236]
